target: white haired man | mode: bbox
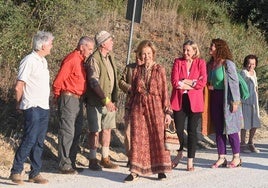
[10,31,54,185]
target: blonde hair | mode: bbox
[183,40,200,59]
[135,40,156,61]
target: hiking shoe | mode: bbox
[10,173,24,185]
[100,157,118,169]
[28,174,48,184]
[89,158,102,171]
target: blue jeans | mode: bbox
[11,106,49,178]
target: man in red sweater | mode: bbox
[53,36,95,174]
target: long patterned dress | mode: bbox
[128,63,172,175]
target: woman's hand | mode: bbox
[164,114,172,126]
[231,103,239,113]
[183,79,194,86]
[208,85,214,90]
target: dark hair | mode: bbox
[243,54,258,68]
[210,38,233,61]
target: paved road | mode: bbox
[0,140,267,188]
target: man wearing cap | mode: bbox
[53,36,95,174]
[85,30,118,170]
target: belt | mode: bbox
[61,91,81,99]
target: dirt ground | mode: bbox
[0,109,267,186]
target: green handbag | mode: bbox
[237,72,250,100]
[223,64,250,100]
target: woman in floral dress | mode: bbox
[124,40,172,182]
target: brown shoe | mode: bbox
[100,157,118,169]
[89,158,102,171]
[10,173,24,185]
[28,174,48,184]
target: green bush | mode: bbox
[0,0,267,136]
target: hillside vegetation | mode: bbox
[0,0,268,137]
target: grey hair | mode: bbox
[33,31,54,51]
[77,36,94,47]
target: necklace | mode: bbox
[141,63,155,92]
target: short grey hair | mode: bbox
[33,31,54,51]
[77,36,94,47]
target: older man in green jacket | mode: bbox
[85,30,118,171]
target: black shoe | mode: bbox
[59,167,78,174]
[124,173,139,182]
[158,173,167,180]
[126,160,130,167]
[73,167,84,173]
[89,159,102,171]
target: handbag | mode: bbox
[164,120,180,151]
[223,64,250,100]
[202,85,215,135]
[237,72,250,100]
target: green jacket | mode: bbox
[118,63,137,104]
[86,50,118,106]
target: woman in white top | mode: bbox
[240,54,261,153]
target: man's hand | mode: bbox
[106,101,117,112]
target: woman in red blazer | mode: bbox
[170,40,207,171]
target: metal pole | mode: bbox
[126,0,137,65]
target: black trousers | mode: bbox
[173,93,201,158]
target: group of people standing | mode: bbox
[10,30,119,184]
[9,30,261,185]
[120,38,261,181]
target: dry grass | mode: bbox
[0,135,16,177]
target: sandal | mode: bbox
[171,152,183,169]
[124,173,139,182]
[227,157,242,168]
[211,157,227,168]
[248,144,260,153]
[187,165,195,172]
